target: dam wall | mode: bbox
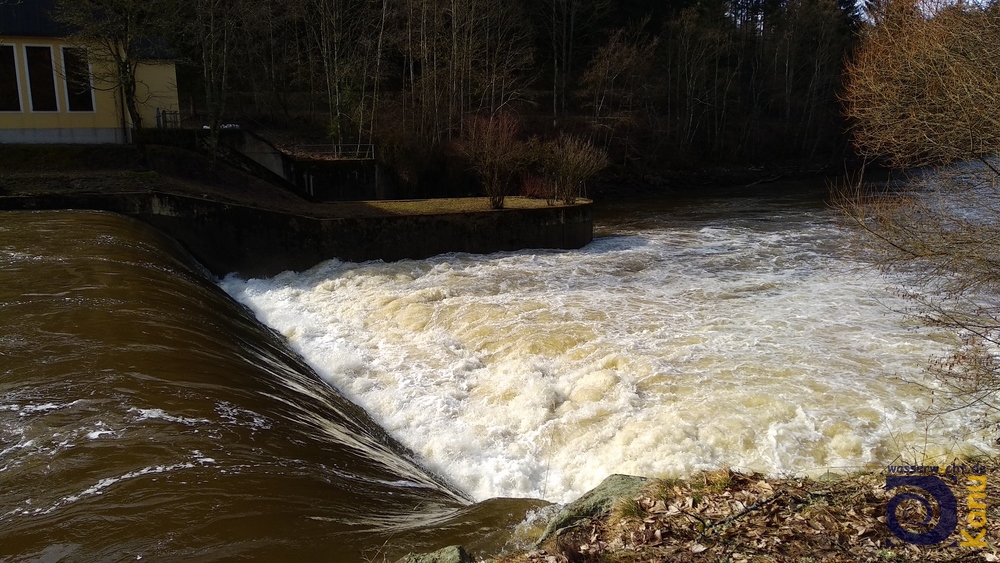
[0,192,593,278]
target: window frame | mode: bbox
[23,44,59,113]
[61,46,95,113]
[0,43,23,113]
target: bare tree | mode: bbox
[579,19,658,121]
[578,18,658,156]
[840,0,1000,429]
[55,0,176,135]
[459,112,526,209]
[844,0,1000,167]
[838,166,1000,429]
[172,0,247,152]
[469,0,535,120]
[533,0,610,123]
[226,0,304,118]
[396,0,534,144]
[307,0,360,143]
[542,133,608,204]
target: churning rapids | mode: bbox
[222,190,992,504]
[0,189,993,560]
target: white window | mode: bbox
[24,45,58,112]
[0,45,20,112]
[62,47,94,112]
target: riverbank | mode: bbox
[409,463,999,562]
[0,145,592,277]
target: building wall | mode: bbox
[0,36,178,144]
[135,62,178,128]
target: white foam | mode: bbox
[129,408,211,426]
[191,450,216,464]
[5,462,204,517]
[214,402,271,431]
[220,207,994,503]
[64,462,197,503]
[19,403,63,415]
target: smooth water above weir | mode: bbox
[0,211,541,561]
[223,189,994,504]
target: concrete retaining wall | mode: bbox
[220,131,393,201]
[0,193,593,278]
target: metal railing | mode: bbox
[155,108,181,129]
[295,144,376,160]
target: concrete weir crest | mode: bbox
[0,192,593,278]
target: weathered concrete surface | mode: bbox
[0,192,593,278]
[221,130,391,201]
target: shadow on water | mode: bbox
[0,211,545,561]
[593,178,833,229]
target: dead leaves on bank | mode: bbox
[507,468,1000,563]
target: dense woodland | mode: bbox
[54,0,863,192]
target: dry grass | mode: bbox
[500,465,1000,563]
[356,197,583,216]
[0,144,589,219]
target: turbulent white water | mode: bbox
[220,195,993,503]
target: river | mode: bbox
[0,188,992,559]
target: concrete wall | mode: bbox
[0,192,593,278]
[223,130,288,179]
[220,131,394,201]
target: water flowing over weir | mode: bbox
[222,190,994,505]
[3,190,997,559]
[0,211,543,561]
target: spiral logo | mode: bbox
[885,475,958,545]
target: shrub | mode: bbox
[542,134,609,204]
[458,112,527,209]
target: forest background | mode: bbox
[47,0,863,197]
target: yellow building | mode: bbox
[0,0,179,144]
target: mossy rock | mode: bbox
[538,474,649,543]
[394,545,475,563]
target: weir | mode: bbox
[3,189,996,559]
[0,210,546,560]
[0,191,593,277]
[223,193,993,504]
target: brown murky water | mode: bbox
[0,211,543,561]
